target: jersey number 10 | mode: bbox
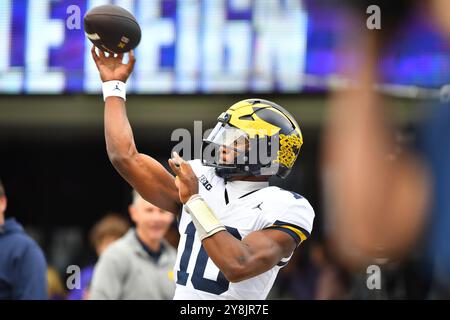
[176,222,241,295]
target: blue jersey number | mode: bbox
[176,222,241,295]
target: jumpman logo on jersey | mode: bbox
[113,82,121,91]
[252,202,263,211]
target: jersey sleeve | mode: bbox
[264,191,315,246]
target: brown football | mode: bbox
[84,4,141,54]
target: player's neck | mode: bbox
[0,213,3,226]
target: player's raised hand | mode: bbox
[91,45,136,82]
[168,152,199,204]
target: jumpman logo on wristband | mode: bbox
[113,82,121,91]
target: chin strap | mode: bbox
[215,167,253,179]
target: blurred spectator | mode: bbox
[67,212,130,300]
[270,240,350,300]
[89,212,131,257]
[322,0,427,266]
[269,243,319,300]
[421,95,450,298]
[348,254,431,300]
[322,0,450,299]
[0,179,48,300]
[311,242,350,300]
[47,266,66,300]
[89,190,176,300]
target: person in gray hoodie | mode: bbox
[89,190,176,300]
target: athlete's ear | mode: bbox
[0,196,6,214]
[128,204,138,224]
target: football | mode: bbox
[84,4,141,54]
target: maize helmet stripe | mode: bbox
[226,104,281,138]
[228,100,302,138]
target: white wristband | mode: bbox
[102,80,126,101]
[185,194,226,241]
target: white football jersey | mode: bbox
[173,160,315,300]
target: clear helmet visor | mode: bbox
[202,123,249,167]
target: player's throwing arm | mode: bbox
[90,47,181,215]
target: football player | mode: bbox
[91,47,314,299]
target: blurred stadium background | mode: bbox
[1,0,447,299]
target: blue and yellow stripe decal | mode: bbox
[265,220,309,246]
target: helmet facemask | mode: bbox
[201,121,280,180]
